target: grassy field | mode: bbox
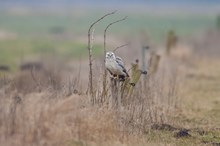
[0,10,216,38]
[0,9,216,70]
[0,38,102,70]
[1,52,220,146]
[0,8,220,146]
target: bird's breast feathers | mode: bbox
[105,59,117,72]
[105,59,126,76]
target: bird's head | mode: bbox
[106,51,116,60]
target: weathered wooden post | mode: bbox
[142,46,149,88]
[142,46,149,72]
[149,52,161,75]
[166,30,178,56]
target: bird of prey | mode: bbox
[105,51,129,81]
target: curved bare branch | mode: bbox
[102,16,128,99]
[104,16,128,54]
[87,10,117,101]
[113,43,129,52]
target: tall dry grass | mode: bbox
[0,54,183,146]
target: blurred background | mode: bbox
[1,1,220,146]
[0,0,220,71]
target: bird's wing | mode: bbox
[116,56,129,77]
[107,68,113,75]
[116,56,124,66]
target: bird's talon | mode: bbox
[129,83,135,86]
[141,70,148,75]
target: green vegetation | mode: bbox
[0,38,102,70]
[0,10,215,38]
[217,14,220,30]
[0,9,216,70]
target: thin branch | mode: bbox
[91,28,95,49]
[88,10,117,37]
[113,43,129,52]
[104,16,128,54]
[87,10,117,101]
[102,16,128,99]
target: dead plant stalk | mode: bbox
[102,16,128,99]
[87,10,117,101]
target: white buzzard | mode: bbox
[105,51,129,81]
